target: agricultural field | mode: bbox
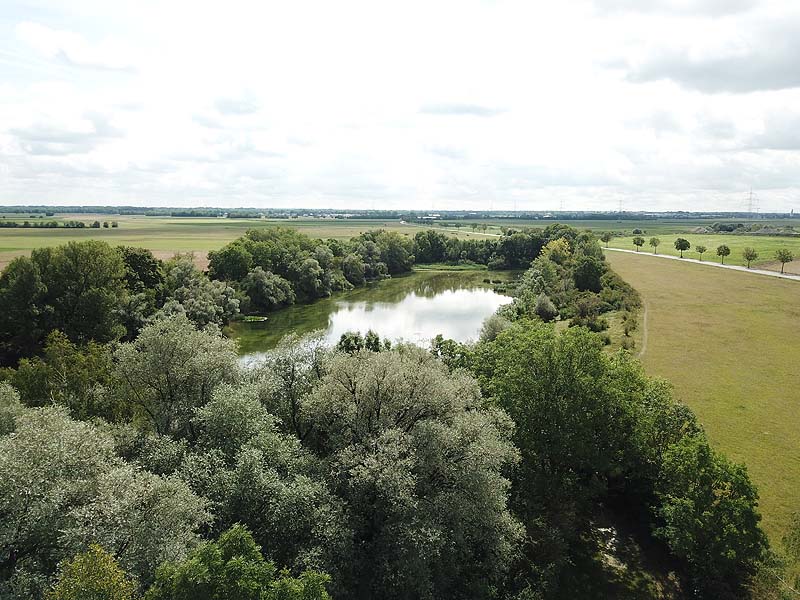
[607,232,800,273]
[0,214,495,269]
[607,250,800,541]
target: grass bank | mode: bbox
[607,250,800,541]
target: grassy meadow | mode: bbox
[607,250,800,541]
[608,233,800,273]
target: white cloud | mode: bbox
[15,21,136,72]
[0,1,799,211]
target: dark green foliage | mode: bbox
[717,244,731,264]
[335,330,390,353]
[654,434,767,598]
[674,238,690,257]
[572,255,604,292]
[3,331,120,422]
[209,243,254,281]
[242,268,295,313]
[632,236,645,251]
[117,246,164,293]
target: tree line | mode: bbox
[627,236,795,272]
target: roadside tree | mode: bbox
[775,249,794,274]
[674,238,690,258]
[742,247,758,269]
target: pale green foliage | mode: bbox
[161,257,239,326]
[648,237,660,253]
[534,293,558,322]
[479,313,511,343]
[178,384,348,577]
[303,346,523,599]
[0,406,118,593]
[48,544,137,600]
[250,332,328,440]
[0,405,207,595]
[695,244,707,260]
[541,238,571,264]
[63,466,210,586]
[113,314,240,438]
[0,383,24,435]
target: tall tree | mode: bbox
[649,237,660,254]
[716,244,731,264]
[632,236,645,252]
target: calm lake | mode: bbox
[229,270,514,361]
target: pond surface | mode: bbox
[230,270,514,361]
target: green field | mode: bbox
[0,214,496,269]
[608,233,800,273]
[607,251,800,541]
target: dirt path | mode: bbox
[636,301,648,359]
[606,247,800,282]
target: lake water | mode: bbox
[230,270,514,362]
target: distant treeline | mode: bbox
[1,205,796,220]
[0,219,118,229]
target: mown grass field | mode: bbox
[608,233,800,273]
[607,250,800,541]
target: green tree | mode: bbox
[242,268,295,313]
[654,434,767,597]
[28,241,127,346]
[695,245,707,261]
[341,253,366,286]
[742,247,759,269]
[775,248,794,274]
[113,315,239,438]
[573,255,605,292]
[632,236,645,252]
[117,246,164,293]
[146,525,331,600]
[717,244,731,264]
[48,544,137,600]
[0,256,47,364]
[8,331,119,421]
[302,346,522,599]
[673,238,690,258]
[600,232,612,247]
[648,237,660,254]
[0,405,207,595]
[161,257,239,326]
[209,242,254,281]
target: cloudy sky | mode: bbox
[1,0,799,212]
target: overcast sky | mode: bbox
[1,0,799,212]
